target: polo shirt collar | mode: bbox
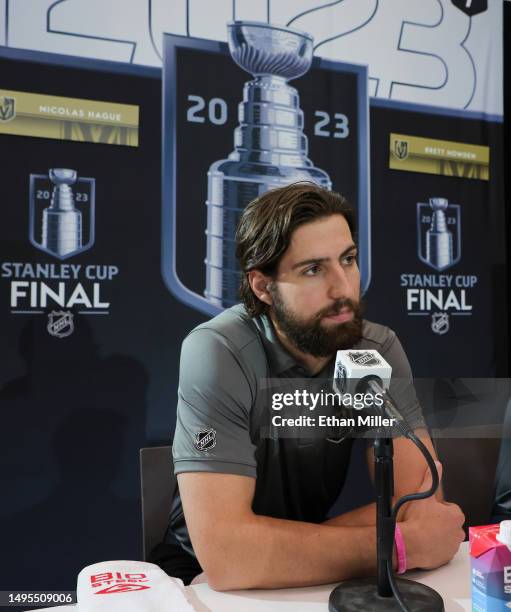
[253,312,297,374]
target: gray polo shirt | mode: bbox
[169,304,425,557]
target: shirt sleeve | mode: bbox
[172,327,258,478]
[383,332,427,432]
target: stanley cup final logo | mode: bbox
[417,197,461,271]
[29,168,95,260]
[204,21,331,309]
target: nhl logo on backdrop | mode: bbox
[0,96,16,122]
[194,428,217,452]
[47,310,74,338]
[431,312,450,336]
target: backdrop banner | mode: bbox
[0,0,506,593]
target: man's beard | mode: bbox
[269,286,363,358]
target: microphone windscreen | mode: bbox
[333,349,392,395]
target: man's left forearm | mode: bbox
[324,431,444,528]
[322,499,415,527]
[323,503,376,527]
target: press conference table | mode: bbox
[32,543,471,611]
[187,542,471,611]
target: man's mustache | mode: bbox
[316,298,359,320]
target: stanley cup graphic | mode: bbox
[425,197,454,269]
[42,168,82,257]
[205,21,332,308]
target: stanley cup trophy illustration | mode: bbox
[425,197,454,270]
[204,21,332,308]
[42,168,82,258]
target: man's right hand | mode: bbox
[401,461,465,570]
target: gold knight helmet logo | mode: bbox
[394,139,408,161]
[0,96,16,123]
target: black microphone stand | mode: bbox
[329,425,445,611]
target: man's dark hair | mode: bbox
[235,182,356,317]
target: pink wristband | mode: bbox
[394,524,407,575]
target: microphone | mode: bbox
[329,349,444,612]
[333,348,391,396]
[333,349,412,435]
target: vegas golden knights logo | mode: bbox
[394,139,408,161]
[0,97,15,122]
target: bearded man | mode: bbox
[152,183,464,589]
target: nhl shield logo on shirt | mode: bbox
[194,428,217,452]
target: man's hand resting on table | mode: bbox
[326,461,466,571]
[400,461,466,571]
